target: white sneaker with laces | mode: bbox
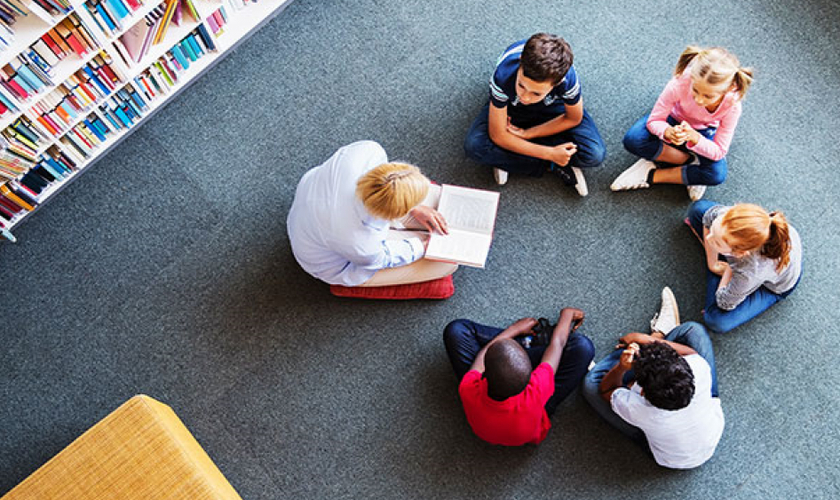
[687,184,707,201]
[611,159,656,191]
[571,167,588,197]
[493,167,508,186]
[650,286,681,335]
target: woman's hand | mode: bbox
[409,206,449,234]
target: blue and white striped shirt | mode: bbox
[489,39,581,125]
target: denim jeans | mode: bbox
[581,322,718,448]
[464,103,607,176]
[442,319,595,416]
[623,114,727,186]
[687,201,801,333]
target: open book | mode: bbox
[424,184,500,268]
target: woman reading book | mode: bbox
[287,140,458,287]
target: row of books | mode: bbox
[3,114,44,151]
[2,13,99,102]
[0,0,26,51]
[27,54,124,136]
[0,145,77,231]
[30,0,72,17]
[0,130,38,179]
[28,12,99,68]
[131,26,212,100]
[204,6,228,37]
[84,0,146,38]
[113,0,197,65]
[60,110,113,159]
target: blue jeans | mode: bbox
[464,103,607,176]
[581,322,718,448]
[443,319,595,416]
[687,201,801,333]
[623,114,727,186]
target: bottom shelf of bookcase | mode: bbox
[5,0,296,239]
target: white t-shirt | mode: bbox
[611,354,725,469]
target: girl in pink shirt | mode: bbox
[611,46,753,201]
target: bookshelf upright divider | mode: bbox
[0,0,293,242]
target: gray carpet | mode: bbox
[1,0,839,498]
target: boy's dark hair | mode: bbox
[484,339,532,401]
[521,33,574,85]
[633,342,695,411]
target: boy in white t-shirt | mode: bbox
[582,287,724,469]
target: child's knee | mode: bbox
[703,310,735,334]
[568,334,596,362]
[579,143,606,168]
[705,167,728,186]
[443,319,470,342]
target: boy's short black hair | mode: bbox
[484,339,532,401]
[520,33,574,85]
[633,342,695,410]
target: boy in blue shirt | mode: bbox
[464,33,606,195]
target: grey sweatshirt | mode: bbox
[703,205,802,311]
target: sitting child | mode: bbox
[611,46,753,201]
[582,287,725,469]
[443,309,594,446]
[464,33,606,195]
[686,200,802,333]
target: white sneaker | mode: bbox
[571,167,588,197]
[611,159,656,191]
[687,185,706,201]
[650,286,680,335]
[493,167,508,186]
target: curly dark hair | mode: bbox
[484,339,532,401]
[520,33,574,85]
[633,342,695,410]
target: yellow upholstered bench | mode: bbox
[1,395,241,500]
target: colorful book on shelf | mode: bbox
[152,0,179,45]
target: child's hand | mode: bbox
[506,122,530,139]
[709,261,730,276]
[619,343,639,370]
[679,121,701,145]
[664,126,686,145]
[548,143,577,166]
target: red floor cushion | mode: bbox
[330,275,454,300]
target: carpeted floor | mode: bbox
[1,0,839,498]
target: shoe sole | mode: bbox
[662,286,680,327]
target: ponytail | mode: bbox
[674,45,703,76]
[730,66,755,100]
[764,212,791,272]
[722,204,792,273]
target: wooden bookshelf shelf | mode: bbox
[0,0,294,241]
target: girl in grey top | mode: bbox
[686,201,802,333]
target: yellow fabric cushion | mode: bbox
[2,395,241,500]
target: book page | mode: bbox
[437,185,499,235]
[425,229,493,268]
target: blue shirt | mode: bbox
[286,141,425,286]
[489,39,581,126]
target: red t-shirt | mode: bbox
[458,362,555,446]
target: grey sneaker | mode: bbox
[650,286,680,335]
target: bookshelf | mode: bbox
[0,0,294,242]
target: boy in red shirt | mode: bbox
[443,308,594,446]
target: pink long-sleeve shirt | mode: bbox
[646,68,742,161]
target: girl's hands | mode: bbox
[664,126,686,145]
